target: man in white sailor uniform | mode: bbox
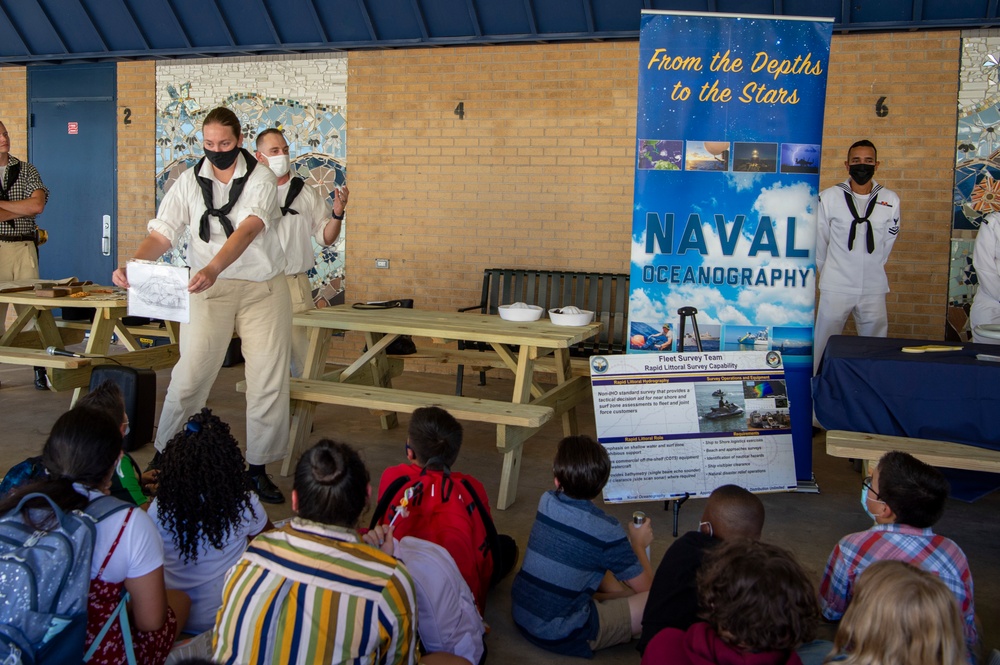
[254,129,347,377]
[814,140,901,372]
[971,211,1000,344]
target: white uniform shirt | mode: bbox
[816,179,901,295]
[148,152,284,281]
[273,178,331,275]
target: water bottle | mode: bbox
[632,510,650,560]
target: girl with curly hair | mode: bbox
[641,539,820,665]
[148,408,272,635]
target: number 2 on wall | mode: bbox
[123,108,132,125]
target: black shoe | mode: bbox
[249,472,285,504]
[33,367,48,391]
[145,450,163,473]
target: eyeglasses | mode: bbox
[862,475,884,502]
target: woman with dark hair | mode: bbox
[0,406,190,665]
[148,408,271,636]
[212,439,420,664]
[112,106,291,504]
[641,539,819,665]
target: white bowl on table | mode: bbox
[548,308,595,326]
[498,303,544,322]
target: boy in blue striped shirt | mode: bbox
[511,435,653,657]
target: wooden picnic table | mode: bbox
[0,283,179,403]
[288,304,603,509]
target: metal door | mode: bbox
[28,64,116,284]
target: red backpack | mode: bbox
[370,468,499,614]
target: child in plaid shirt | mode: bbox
[819,451,978,663]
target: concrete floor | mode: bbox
[1,359,998,661]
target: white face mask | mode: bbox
[265,154,290,178]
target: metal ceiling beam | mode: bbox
[989,0,998,19]
[304,0,330,43]
[355,0,378,41]
[912,0,922,22]
[162,0,193,48]
[0,2,32,56]
[255,0,282,44]
[209,1,236,46]
[465,0,482,38]
[523,0,538,36]
[30,0,70,54]
[76,0,110,52]
[411,0,430,39]
[116,0,151,50]
[583,0,595,33]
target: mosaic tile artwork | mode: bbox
[154,55,348,306]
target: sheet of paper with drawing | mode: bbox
[126,260,190,323]
[590,350,797,502]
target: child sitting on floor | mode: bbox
[371,406,516,614]
[641,539,819,665]
[77,380,156,509]
[148,409,271,636]
[638,483,765,654]
[824,560,967,665]
[819,451,978,661]
[511,434,653,657]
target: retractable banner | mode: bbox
[626,11,833,482]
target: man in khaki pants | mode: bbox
[255,128,346,377]
[0,119,49,391]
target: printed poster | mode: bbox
[591,350,796,502]
[628,11,833,481]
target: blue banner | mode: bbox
[628,11,833,481]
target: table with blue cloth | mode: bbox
[813,334,1000,447]
[814,335,1000,499]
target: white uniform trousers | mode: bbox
[814,291,888,373]
[0,240,38,332]
[285,272,315,378]
[971,297,1000,345]
[154,275,292,465]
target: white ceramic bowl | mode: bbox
[498,304,544,322]
[548,308,595,326]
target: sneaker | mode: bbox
[33,367,49,391]
[249,472,285,504]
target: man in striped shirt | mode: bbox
[819,451,979,662]
[213,440,418,665]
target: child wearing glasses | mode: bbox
[818,451,979,663]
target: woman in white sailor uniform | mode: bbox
[112,107,290,503]
[971,212,1000,344]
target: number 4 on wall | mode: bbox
[454,102,465,120]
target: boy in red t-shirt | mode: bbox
[375,406,517,613]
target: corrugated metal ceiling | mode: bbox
[0,0,997,65]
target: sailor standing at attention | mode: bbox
[0,119,50,391]
[254,128,348,377]
[112,107,291,504]
[814,140,901,373]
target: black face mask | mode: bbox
[203,145,241,170]
[849,164,875,186]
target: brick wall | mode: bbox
[347,42,639,314]
[116,61,156,265]
[820,30,960,339]
[0,67,28,162]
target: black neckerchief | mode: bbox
[195,149,258,242]
[843,188,879,254]
[0,159,21,202]
[280,177,306,216]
